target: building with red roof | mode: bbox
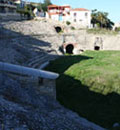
[46,4,71,22]
[46,5,91,28]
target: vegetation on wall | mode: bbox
[66,21,71,25]
[17,4,35,19]
[87,28,118,35]
[71,26,76,30]
[115,27,120,32]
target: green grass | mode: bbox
[45,51,120,129]
[87,28,118,35]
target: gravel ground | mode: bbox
[0,73,105,130]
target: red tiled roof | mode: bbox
[71,8,89,11]
[48,12,66,16]
[48,4,58,7]
[48,12,59,15]
[62,5,71,8]
[48,4,71,8]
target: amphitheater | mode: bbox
[0,19,119,129]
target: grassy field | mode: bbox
[45,51,120,129]
[87,28,118,35]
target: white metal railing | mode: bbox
[0,62,59,80]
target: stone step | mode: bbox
[31,56,54,68]
[28,55,49,67]
[39,61,49,69]
[34,57,57,69]
[27,53,46,66]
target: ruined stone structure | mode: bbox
[0,62,59,99]
[0,0,21,21]
[81,34,120,51]
[62,33,120,54]
[63,42,81,54]
[94,37,103,50]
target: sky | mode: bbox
[28,0,120,22]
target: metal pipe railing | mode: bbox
[0,62,59,80]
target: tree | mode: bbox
[91,9,98,28]
[37,0,52,12]
[44,0,52,5]
[91,9,114,29]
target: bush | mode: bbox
[71,26,75,30]
[96,23,100,28]
[115,27,120,32]
[66,21,71,25]
[17,9,34,19]
[87,28,118,35]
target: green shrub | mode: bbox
[66,21,71,25]
[115,27,120,32]
[96,23,100,28]
[87,28,118,35]
[71,26,75,30]
[17,9,34,19]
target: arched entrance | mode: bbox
[94,46,100,51]
[66,44,74,54]
[55,26,62,33]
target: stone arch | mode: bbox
[66,44,74,54]
[55,26,62,33]
[94,46,100,51]
[94,37,103,50]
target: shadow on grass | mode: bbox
[45,55,92,74]
[46,55,120,129]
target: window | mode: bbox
[74,13,77,17]
[85,13,88,17]
[74,19,76,22]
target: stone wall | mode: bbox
[0,13,22,21]
[80,34,120,51]
[62,33,120,54]
[0,62,59,99]
[6,73,57,99]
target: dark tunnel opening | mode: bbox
[94,46,100,51]
[66,44,74,54]
[55,26,62,33]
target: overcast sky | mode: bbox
[28,0,120,22]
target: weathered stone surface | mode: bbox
[0,20,106,129]
[0,20,61,68]
[0,73,105,129]
[2,20,120,57]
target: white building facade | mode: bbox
[46,5,91,28]
[113,22,120,30]
[70,8,91,28]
